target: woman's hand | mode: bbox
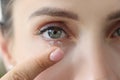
[0,47,64,80]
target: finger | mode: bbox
[1,47,64,80]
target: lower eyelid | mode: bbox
[40,35,69,42]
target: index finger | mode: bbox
[1,47,64,80]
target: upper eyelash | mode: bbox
[39,26,65,34]
[37,22,67,34]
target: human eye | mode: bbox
[36,22,69,41]
[109,21,120,39]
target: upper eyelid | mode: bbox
[36,22,70,35]
[39,26,65,34]
[40,22,66,30]
[31,17,78,39]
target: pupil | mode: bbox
[48,29,62,39]
[53,31,57,34]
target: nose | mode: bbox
[72,34,119,80]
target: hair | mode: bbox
[0,0,14,38]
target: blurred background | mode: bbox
[0,0,7,78]
[0,54,6,77]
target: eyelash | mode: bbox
[37,22,69,40]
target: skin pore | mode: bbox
[1,0,120,80]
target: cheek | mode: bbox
[12,37,49,63]
[12,36,75,64]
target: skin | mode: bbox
[1,0,120,79]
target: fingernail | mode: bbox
[50,48,64,62]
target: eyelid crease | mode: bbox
[37,21,67,32]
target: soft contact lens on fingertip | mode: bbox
[48,41,63,48]
[47,40,67,54]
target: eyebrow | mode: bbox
[107,10,120,21]
[29,7,79,20]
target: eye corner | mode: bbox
[107,21,120,39]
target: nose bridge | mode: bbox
[82,34,108,74]
[73,32,116,80]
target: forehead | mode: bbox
[14,0,120,11]
[13,0,120,23]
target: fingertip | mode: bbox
[50,48,64,62]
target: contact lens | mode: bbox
[48,41,63,48]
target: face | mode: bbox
[2,0,120,79]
